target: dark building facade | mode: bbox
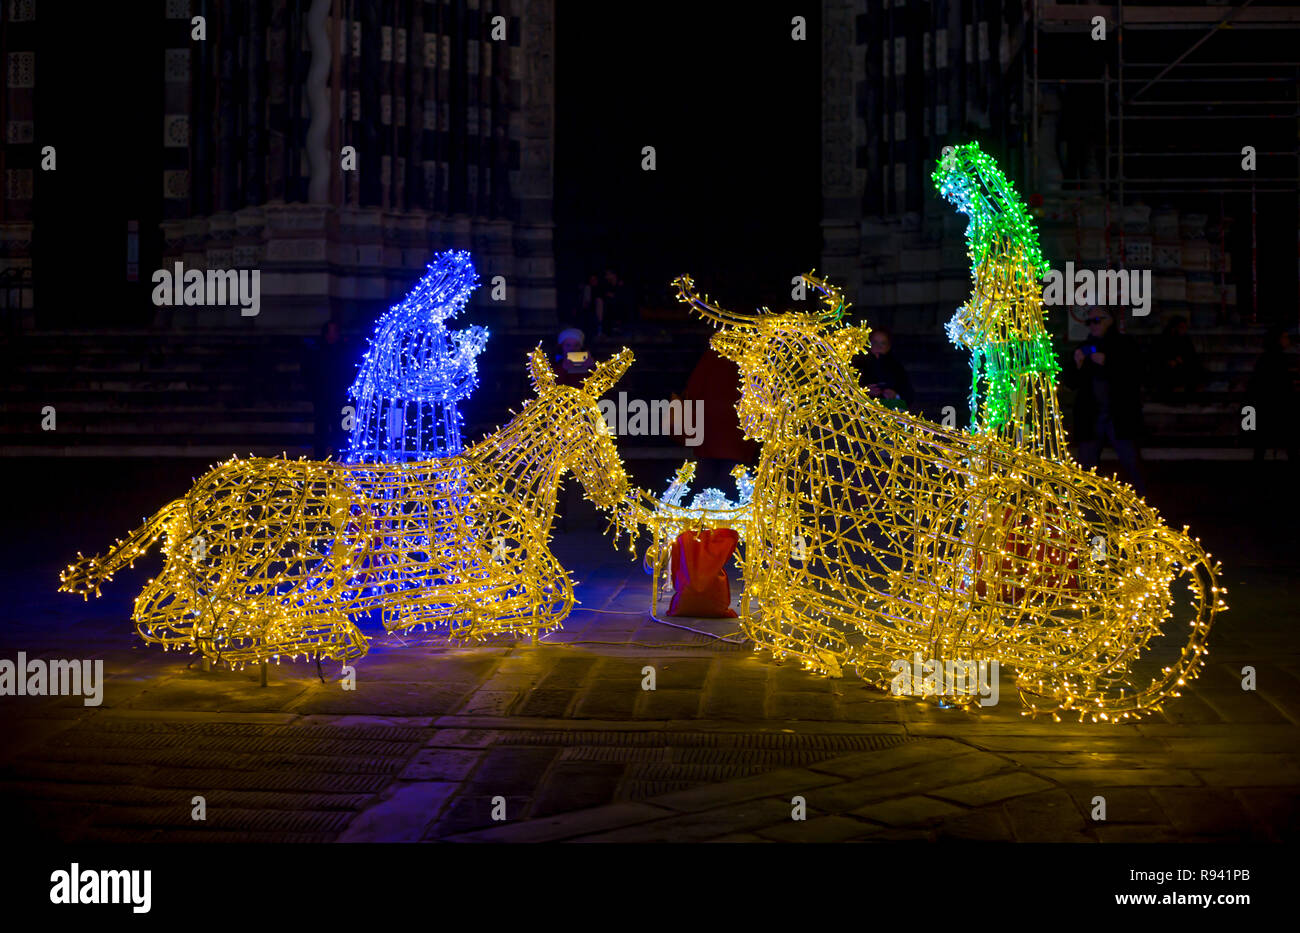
[1,0,556,333]
[822,0,1031,337]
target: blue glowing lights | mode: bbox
[345,250,489,463]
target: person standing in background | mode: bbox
[1152,316,1206,397]
[859,327,914,410]
[676,343,758,492]
[576,273,599,338]
[552,327,596,387]
[595,268,627,338]
[1061,308,1146,496]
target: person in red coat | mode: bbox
[678,345,758,492]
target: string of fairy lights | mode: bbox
[59,347,647,667]
[937,143,1066,455]
[666,144,1223,722]
[644,461,755,611]
[343,251,488,604]
[58,143,1223,723]
[346,250,488,463]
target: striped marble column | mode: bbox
[820,0,861,295]
[163,0,192,222]
[1,0,36,316]
[512,0,554,326]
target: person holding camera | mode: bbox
[552,327,597,387]
[1061,307,1146,496]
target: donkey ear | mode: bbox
[582,347,634,397]
[527,345,557,394]
[829,323,871,360]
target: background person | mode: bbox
[676,343,757,492]
[858,326,914,410]
[1151,315,1206,397]
[594,268,627,338]
[1061,308,1146,495]
[552,327,596,387]
[575,273,599,338]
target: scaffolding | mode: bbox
[1031,2,1300,325]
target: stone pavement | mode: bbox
[1,460,1297,843]
[1,523,1297,844]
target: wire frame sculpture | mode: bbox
[669,150,1223,723]
[344,251,489,601]
[59,348,646,668]
[936,142,1065,455]
[346,249,489,463]
[644,461,755,611]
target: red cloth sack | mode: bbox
[668,528,739,618]
[971,505,1082,603]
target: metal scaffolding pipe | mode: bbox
[1028,0,1298,333]
[1131,0,1260,101]
[1039,0,1295,28]
[1123,151,1300,157]
[1052,187,1296,194]
[1124,61,1300,68]
[1251,181,1258,323]
[1117,0,1124,268]
[1220,192,1227,324]
[1059,177,1300,184]
[1109,113,1300,120]
[1033,0,1040,193]
[1104,61,1111,266]
[1130,100,1298,106]
[1042,76,1300,85]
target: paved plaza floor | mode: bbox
[0,460,1296,843]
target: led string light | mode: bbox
[54,144,1223,718]
[936,142,1064,454]
[672,145,1223,721]
[645,461,755,608]
[59,348,649,668]
[655,461,755,523]
[343,251,489,603]
[346,249,488,464]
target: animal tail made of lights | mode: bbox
[59,498,188,599]
[666,142,1226,722]
[58,346,648,670]
[1016,525,1223,723]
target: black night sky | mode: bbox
[555,3,822,315]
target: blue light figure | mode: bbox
[343,250,489,610]
[346,250,489,462]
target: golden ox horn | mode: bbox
[672,274,760,327]
[799,271,851,322]
[673,272,850,326]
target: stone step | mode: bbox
[0,323,1267,454]
[0,401,314,415]
[1,420,312,440]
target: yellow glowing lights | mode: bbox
[672,268,1222,722]
[56,143,1223,724]
[60,348,647,667]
